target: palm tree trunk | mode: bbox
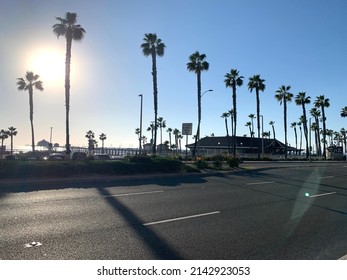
[232,85,237,156]
[256,90,261,159]
[294,128,297,155]
[322,108,327,160]
[284,99,288,160]
[29,89,35,152]
[65,35,72,155]
[151,49,158,155]
[193,71,202,158]
[225,118,230,154]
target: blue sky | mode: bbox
[1,0,347,150]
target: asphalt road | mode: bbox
[1,161,347,260]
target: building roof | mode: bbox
[186,136,298,151]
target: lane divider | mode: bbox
[247,181,274,185]
[103,190,164,198]
[307,192,336,198]
[143,211,221,226]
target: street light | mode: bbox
[201,89,213,98]
[138,94,143,152]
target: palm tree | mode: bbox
[17,71,44,152]
[314,95,330,160]
[224,69,244,156]
[187,51,209,157]
[291,122,298,155]
[275,85,293,160]
[157,117,166,147]
[269,121,276,140]
[85,130,95,155]
[245,122,252,137]
[340,128,346,154]
[99,133,107,154]
[166,128,173,150]
[298,121,303,155]
[221,112,231,154]
[295,92,311,158]
[310,107,322,156]
[147,122,155,146]
[141,33,166,155]
[53,12,85,155]
[0,129,8,160]
[310,122,319,155]
[248,75,266,159]
[228,109,234,141]
[248,114,256,137]
[341,106,347,118]
[7,127,17,156]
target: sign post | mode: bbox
[182,123,193,161]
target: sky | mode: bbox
[1,0,347,151]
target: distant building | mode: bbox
[186,136,299,158]
[37,139,50,148]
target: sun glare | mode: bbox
[27,48,65,87]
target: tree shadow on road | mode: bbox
[97,186,183,259]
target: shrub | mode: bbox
[226,156,241,168]
[213,159,223,169]
[195,159,208,169]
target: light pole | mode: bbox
[138,94,143,152]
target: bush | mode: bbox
[226,156,241,168]
[195,159,208,169]
[213,159,223,169]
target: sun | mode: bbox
[28,48,65,86]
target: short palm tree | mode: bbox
[224,69,244,156]
[17,71,44,152]
[187,51,209,157]
[295,92,311,158]
[0,129,8,160]
[269,121,276,140]
[99,133,107,154]
[7,127,17,156]
[157,117,166,147]
[85,130,95,155]
[248,75,266,159]
[166,128,173,149]
[314,95,330,160]
[245,122,252,137]
[275,85,293,160]
[53,12,85,155]
[310,107,322,156]
[141,33,165,155]
[221,112,231,154]
[291,122,298,155]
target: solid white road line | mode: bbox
[143,211,221,226]
[308,192,336,198]
[247,181,274,185]
[103,190,164,198]
[317,176,334,179]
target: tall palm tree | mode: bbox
[221,112,231,154]
[310,122,319,155]
[166,128,173,150]
[310,107,322,156]
[141,33,166,155]
[7,127,17,156]
[314,95,330,160]
[99,133,107,154]
[0,129,8,160]
[53,12,85,156]
[17,71,44,152]
[295,92,311,159]
[269,121,276,140]
[298,121,303,155]
[275,85,293,160]
[224,69,244,156]
[291,122,298,155]
[187,51,209,157]
[248,75,266,159]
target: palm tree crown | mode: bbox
[341,106,347,118]
[17,71,44,152]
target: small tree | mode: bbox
[99,133,107,154]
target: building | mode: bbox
[186,136,299,158]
